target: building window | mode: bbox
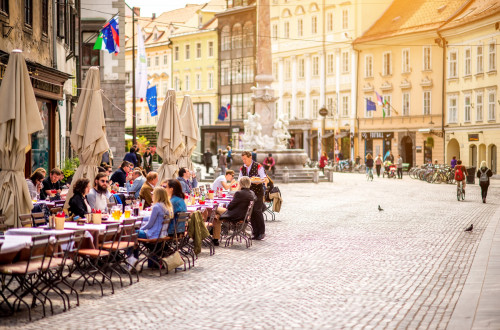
[284,21,289,39]
[243,22,253,48]
[365,97,373,118]
[242,57,254,83]
[312,99,319,118]
[221,26,230,51]
[402,93,410,116]
[82,42,100,66]
[196,43,202,58]
[488,91,496,121]
[185,75,190,91]
[342,9,348,29]
[489,42,496,71]
[208,72,213,89]
[232,59,243,84]
[423,91,431,115]
[402,49,410,73]
[285,60,291,80]
[464,95,471,122]
[195,102,212,126]
[147,57,151,67]
[476,45,483,74]
[174,46,179,61]
[298,58,305,78]
[175,77,180,91]
[312,56,319,76]
[327,97,333,116]
[273,62,278,81]
[208,41,214,57]
[272,24,278,41]
[448,96,458,123]
[448,51,457,78]
[297,19,303,37]
[464,48,471,76]
[42,0,48,34]
[155,56,159,67]
[162,80,168,96]
[423,46,431,71]
[383,94,392,117]
[57,0,65,37]
[221,60,230,85]
[163,55,168,65]
[342,51,349,73]
[327,12,333,31]
[232,24,242,49]
[476,92,483,122]
[298,99,305,118]
[327,54,334,74]
[311,16,317,34]
[185,44,190,60]
[196,74,201,90]
[24,0,33,27]
[383,52,391,76]
[342,95,349,117]
[0,0,8,15]
[365,55,373,77]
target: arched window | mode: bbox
[221,26,230,51]
[232,24,242,49]
[243,22,254,48]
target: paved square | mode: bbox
[4,173,499,329]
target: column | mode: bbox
[350,49,357,161]
[305,53,311,118]
[291,55,297,119]
[278,57,284,117]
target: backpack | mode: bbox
[480,169,489,182]
[455,167,464,181]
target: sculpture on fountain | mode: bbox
[272,115,292,150]
[241,112,274,150]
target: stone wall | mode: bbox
[102,81,126,167]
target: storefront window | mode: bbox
[31,101,51,173]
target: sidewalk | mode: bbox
[448,200,500,329]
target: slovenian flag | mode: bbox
[94,16,120,55]
[375,91,384,106]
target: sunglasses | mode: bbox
[99,180,109,183]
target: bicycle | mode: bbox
[457,180,465,201]
[366,167,374,181]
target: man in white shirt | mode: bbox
[126,169,146,199]
[87,173,112,212]
[212,170,236,190]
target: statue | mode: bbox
[241,112,273,150]
[272,115,291,150]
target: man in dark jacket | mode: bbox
[123,147,138,167]
[110,161,132,187]
[40,168,63,200]
[203,149,213,173]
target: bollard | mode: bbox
[283,166,289,184]
[327,169,334,182]
[313,168,319,184]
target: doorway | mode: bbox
[469,144,477,168]
[489,144,497,174]
[401,136,413,167]
[446,138,460,165]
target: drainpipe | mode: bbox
[53,0,58,69]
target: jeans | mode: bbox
[376,165,381,177]
[480,182,489,200]
[397,168,403,179]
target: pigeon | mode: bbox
[378,205,384,211]
[464,224,473,232]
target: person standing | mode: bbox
[218,149,227,175]
[319,152,328,174]
[263,153,276,176]
[388,152,395,164]
[450,156,457,169]
[203,149,213,174]
[375,154,383,178]
[397,155,403,179]
[365,153,374,177]
[251,148,257,162]
[123,147,138,167]
[142,147,153,173]
[133,145,142,168]
[239,151,266,240]
[477,161,493,203]
[226,146,233,169]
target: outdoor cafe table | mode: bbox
[0,234,56,264]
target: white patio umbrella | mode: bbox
[178,95,200,171]
[157,89,185,183]
[0,50,44,227]
[64,67,109,209]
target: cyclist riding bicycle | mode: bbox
[454,159,466,193]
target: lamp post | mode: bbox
[319,105,328,155]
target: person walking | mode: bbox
[397,154,403,179]
[143,147,153,173]
[203,149,213,174]
[123,147,138,167]
[133,145,142,168]
[251,148,257,162]
[388,152,394,164]
[365,153,374,178]
[450,156,457,169]
[375,154,383,178]
[319,152,328,174]
[226,146,233,169]
[217,149,227,175]
[477,161,493,203]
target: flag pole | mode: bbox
[132,8,137,145]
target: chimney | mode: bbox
[152,13,156,19]
[133,7,140,17]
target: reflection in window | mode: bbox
[31,102,50,173]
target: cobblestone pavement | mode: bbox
[3,174,499,329]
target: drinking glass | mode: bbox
[124,206,131,219]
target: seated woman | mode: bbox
[165,179,187,235]
[68,178,92,218]
[26,170,45,201]
[138,187,173,239]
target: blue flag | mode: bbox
[366,99,376,111]
[146,84,157,116]
[218,106,228,121]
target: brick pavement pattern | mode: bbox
[3,174,499,329]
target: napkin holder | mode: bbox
[93,213,102,224]
[55,216,65,230]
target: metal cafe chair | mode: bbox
[222,200,254,248]
[31,212,46,227]
[136,216,171,276]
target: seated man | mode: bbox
[139,171,158,208]
[40,168,63,200]
[87,173,111,212]
[211,170,236,191]
[126,169,146,199]
[213,177,255,246]
[110,161,132,187]
[177,167,198,195]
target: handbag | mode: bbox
[163,251,184,272]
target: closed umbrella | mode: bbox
[178,95,200,170]
[157,89,185,183]
[0,50,44,227]
[64,67,109,209]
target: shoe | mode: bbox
[483,198,486,203]
[253,234,266,240]
[126,256,137,271]
[212,238,219,246]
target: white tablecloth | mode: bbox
[0,235,33,254]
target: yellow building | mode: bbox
[270,0,392,160]
[440,0,500,173]
[354,0,469,166]
[124,5,203,129]
[169,0,226,153]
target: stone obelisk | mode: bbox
[252,0,278,137]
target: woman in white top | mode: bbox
[26,171,45,200]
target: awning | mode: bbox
[125,133,134,140]
[335,132,348,139]
[322,132,335,139]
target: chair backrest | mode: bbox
[54,200,66,207]
[32,212,46,227]
[19,214,33,227]
[160,215,171,237]
[99,223,120,249]
[205,184,211,190]
[244,201,255,223]
[26,234,51,274]
[117,219,138,247]
[207,203,218,225]
[134,216,144,230]
[49,232,74,268]
[0,215,7,233]
[49,207,63,215]
[174,212,190,236]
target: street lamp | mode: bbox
[319,105,328,155]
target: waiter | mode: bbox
[239,151,266,240]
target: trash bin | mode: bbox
[466,167,476,184]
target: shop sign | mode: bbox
[31,77,62,96]
[361,132,394,139]
[468,134,479,141]
[416,146,422,153]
